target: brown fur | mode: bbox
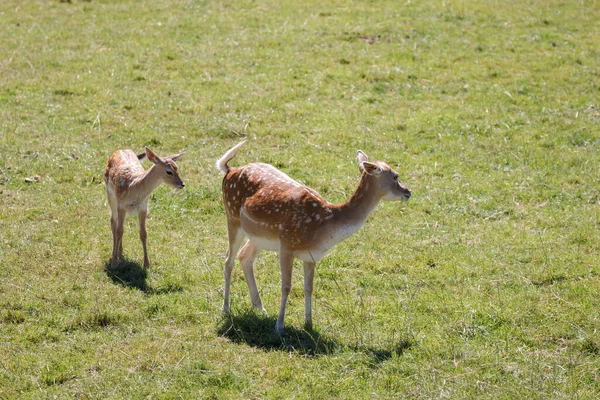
[104,150,146,199]
[104,147,184,268]
[218,142,411,332]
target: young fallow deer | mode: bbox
[217,141,411,333]
[104,147,184,269]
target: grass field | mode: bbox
[1,0,599,398]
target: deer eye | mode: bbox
[166,170,174,176]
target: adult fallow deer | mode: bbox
[217,141,410,333]
[104,147,184,268]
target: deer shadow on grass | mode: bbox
[217,310,412,364]
[105,257,148,291]
[104,258,184,295]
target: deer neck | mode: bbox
[332,173,382,226]
[130,164,163,200]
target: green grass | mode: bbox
[1,0,599,398]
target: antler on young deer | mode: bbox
[104,147,184,269]
[217,141,411,333]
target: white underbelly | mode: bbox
[240,217,362,263]
[245,233,281,252]
[243,231,329,262]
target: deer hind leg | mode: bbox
[223,222,245,314]
[238,240,264,312]
[275,249,295,333]
[110,212,118,266]
[303,261,316,331]
[118,233,124,257]
[112,208,126,266]
[138,209,149,268]
[108,191,119,266]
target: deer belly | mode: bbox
[295,249,328,263]
[245,233,281,251]
[239,207,282,251]
[244,233,329,262]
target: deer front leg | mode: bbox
[223,224,245,314]
[239,240,265,312]
[276,250,294,333]
[138,209,149,268]
[303,261,316,331]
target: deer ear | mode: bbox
[361,161,382,176]
[167,152,185,162]
[357,151,369,172]
[357,150,368,164]
[145,147,160,164]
